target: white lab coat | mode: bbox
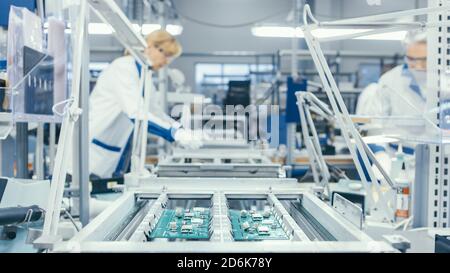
[355,83,378,116]
[356,64,426,161]
[357,65,426,117]
[70,55,179,178]
[354,65,427,180]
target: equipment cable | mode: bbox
[171,0,291,28]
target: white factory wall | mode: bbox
[88,0,429,91]
[161,0,296,89]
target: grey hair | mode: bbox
[402,29,427,49]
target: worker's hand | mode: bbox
[173,128,204,150]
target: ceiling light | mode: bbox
[251,25,299,38]
[251,25,407,41]
[45,22,183,36]
[140,23,183,36]
[88,23,114,35]
[166,24,183,36]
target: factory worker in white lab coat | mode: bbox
[357,30,427,117]
[356,30,427,177]
[86,30,202,179]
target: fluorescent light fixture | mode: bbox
[89,62,110,71]
[166,24,183,36]
[140,23,160,35]
[251,25,407,41]
[140,23,183,36]
[44,22,182,36]
[132,23,142,33]
[355,30,407,40]
[88,22,114,35]
[251,26,298,38]
[43,22,72,34]
[44,22,112,35]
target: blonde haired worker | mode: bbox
[87,30,201,179]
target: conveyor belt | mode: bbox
[157,164,281,178]
[104,199,152,241]
[288,201,336,241]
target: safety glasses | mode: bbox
[155,46,175,64]
[405,55,427,68]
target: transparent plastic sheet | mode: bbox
[7,6,44,114]
[355,66,446,145]
[357,116,441,144]
[7,55,64,122]
[3,5,73,128]
[356,112,448,146]
[0,86,13,139]
[437,69,450,144]
[353,33,450,147]
[47,18,68,112]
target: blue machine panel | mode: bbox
[0,0,37,27]
[286,77,307,123]
[267,113,287,147]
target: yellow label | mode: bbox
[107,181,118,189]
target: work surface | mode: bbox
[1,181,443,253]
[49,178,400,253]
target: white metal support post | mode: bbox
[158,0,168,114]
[128,64,153,179]
[73,9,91,227]
[141,69,153,175]
[35,0,86,248]
[158,0,170,153]
[287,0,303,174]
[49,123,56,174]
[297,92,332,195]
[130,66,153,177]
[35,123,44,179]
[131,67,145,175]
[426,0,450,228]
[291,0,302,79]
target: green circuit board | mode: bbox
[229,209,289,241]
[148,207,211,240]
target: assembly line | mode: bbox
[0,0,449,256]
